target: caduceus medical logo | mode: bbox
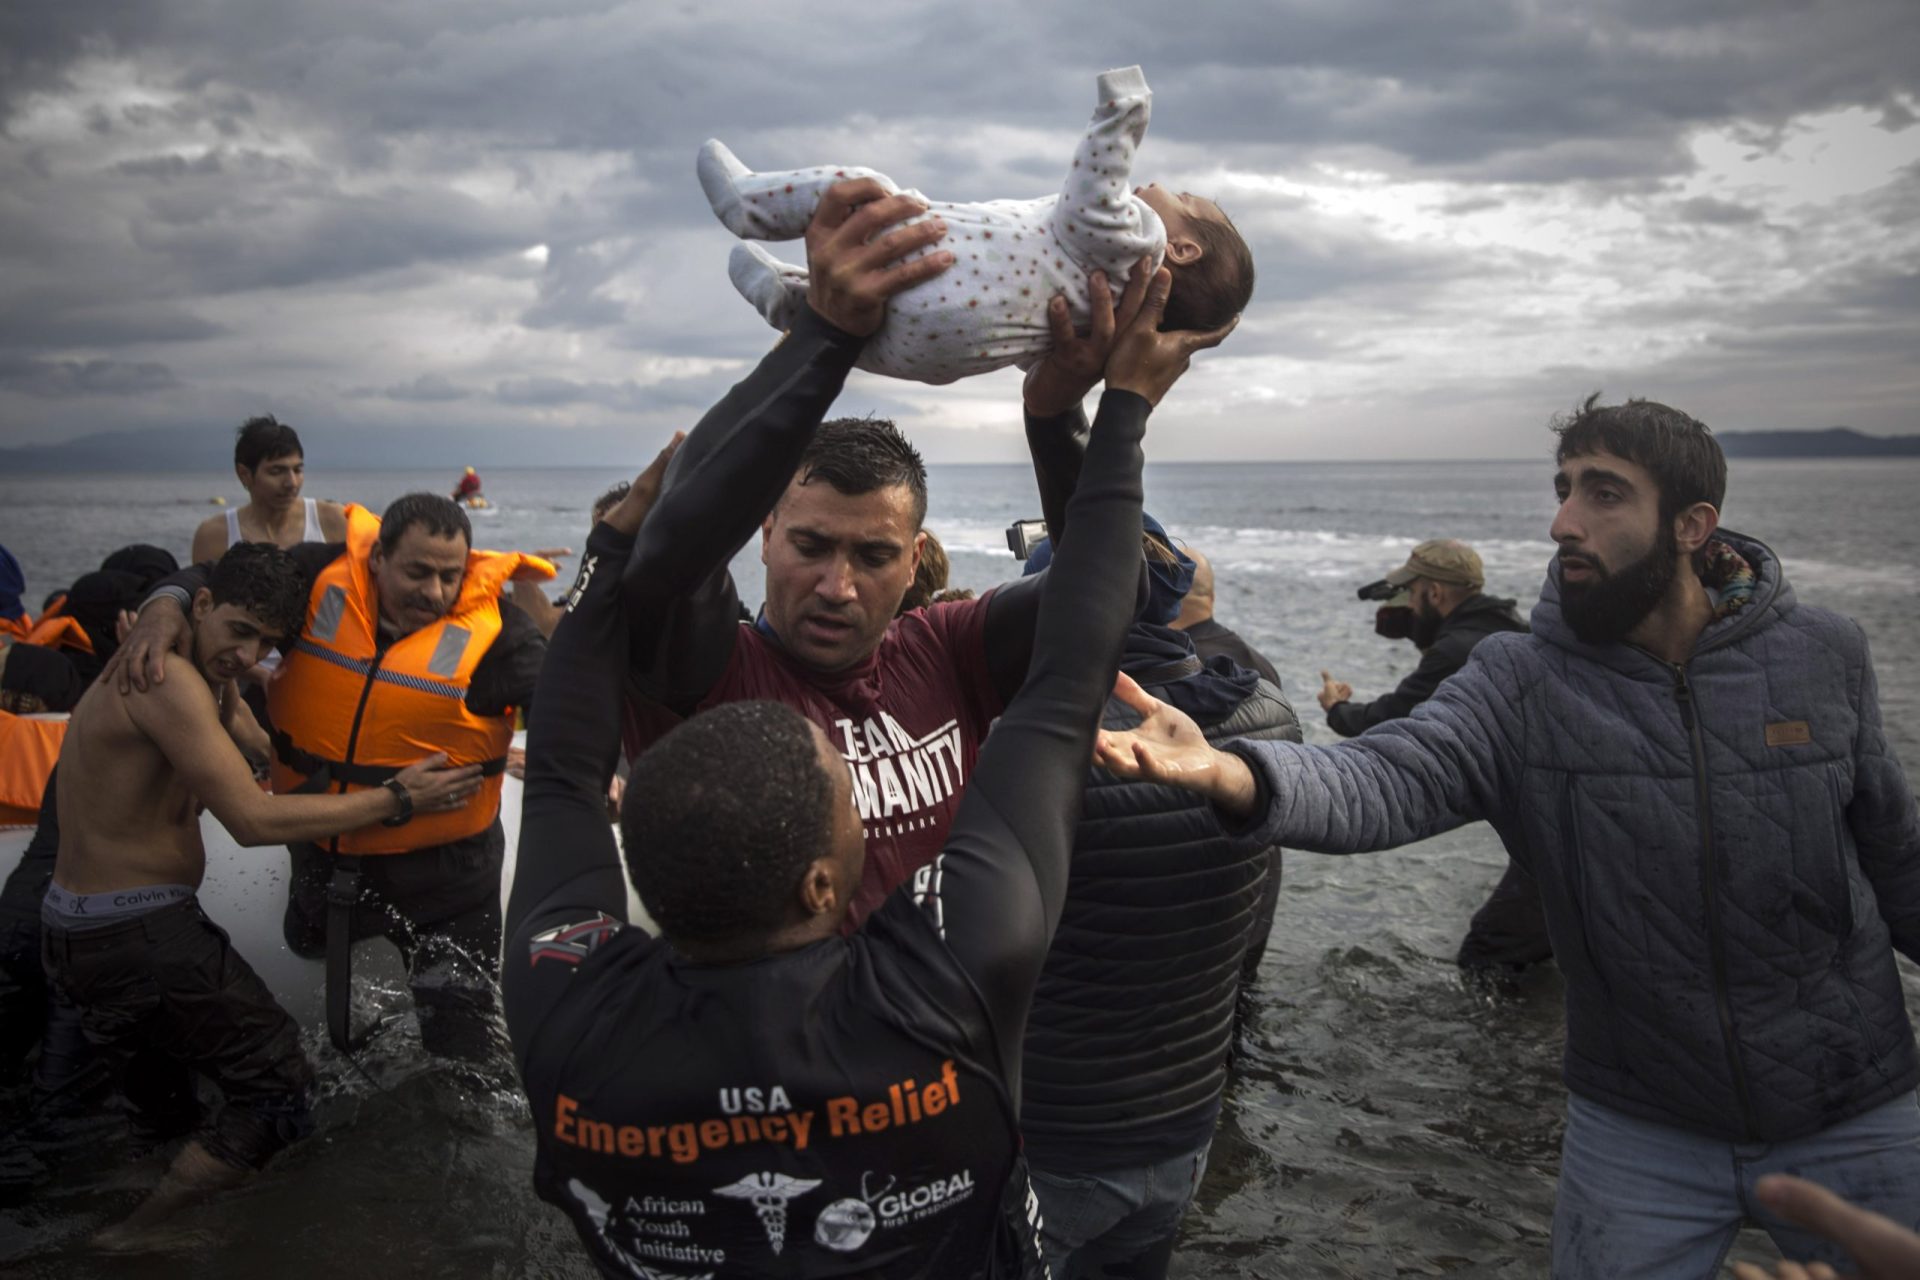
[714,1172,822,1255]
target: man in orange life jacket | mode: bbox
[114,494,553,1068]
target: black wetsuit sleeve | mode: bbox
[1326,637,1469,738]
[977,401,1141,705]
[622,307,866,710]
[464,600,546,718]
[918,389,1147,1093]
[503,522,641,1070]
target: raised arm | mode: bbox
[1052,65,1162,277]
[981,264,1158,704]
[624,180,953,709]
[921,272,1236,1092]
[1099,639,1528,854]
[504,441,680,1064]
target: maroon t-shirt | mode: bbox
[690,597,1004,928]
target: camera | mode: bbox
[1006,519,1049,561]
[1357,577,1400,602]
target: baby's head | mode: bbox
[1137,183,1254,333]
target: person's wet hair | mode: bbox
[621,700,835,945]
[234,415,304,473]
[377,493,472,554]
[591,480,632,525]
[899,530,949,614]
[208,542,308,641]
[1552,393,1727,522]
[796,418,928,528]
[1162,209,1254,334]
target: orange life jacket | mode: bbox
[23,598,93,655]
[0,709,66,828]
[267,505,553,854]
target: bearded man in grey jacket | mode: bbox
[1095,395,1920,1280]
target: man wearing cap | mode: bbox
[1316,539,1526,738]
[1318,539,1548,970]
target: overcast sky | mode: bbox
[3,0,1916,462]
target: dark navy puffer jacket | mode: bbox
[1020,675,1301,1170]
[1234,531,1920,1141]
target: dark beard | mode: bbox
[1409,603,1445,650]
[1558,523,1679,646]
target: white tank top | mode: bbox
[225,497,322,548]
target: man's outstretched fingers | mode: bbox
[1114,255,1154,332]
[1178,312,1241,355]
[875,249,955,294]
[811,178,894,231]
[1134,267,1174,325]
[1088,272,1114,347]
[837,193,933,251]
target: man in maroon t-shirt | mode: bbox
[622,179,1150,927]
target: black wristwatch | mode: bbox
[381,778,414,827]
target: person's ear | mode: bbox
[1164,234,1202,266]
[908,530,926,579]
[798,860,839,917]
[191,587,214,621]
[761,514,777,566]
[235,463,252,489]
[1674,501,1720,557]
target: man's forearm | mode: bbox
[1023,404,1089,545]
[623,306,865,610]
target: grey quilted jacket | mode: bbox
[1234,530,1920,1141]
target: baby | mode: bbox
[698,65,1251,384]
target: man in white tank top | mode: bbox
[189,417,349,566]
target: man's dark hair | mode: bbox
[591,480,631,524]
[621,701,835,945]
[234,415,304,472]
[1552,393,1727,520]
[377,493,472,554]
[796,418,928,527]
[1161,210,1255,334]
[208,542,308,640]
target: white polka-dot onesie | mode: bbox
[699,66,1166,385]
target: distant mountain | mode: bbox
[1716,428,1920,458]
[0,423,643,472]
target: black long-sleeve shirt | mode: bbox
[502,382,1150,1279]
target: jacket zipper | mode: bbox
[328,647,387,855]
[1670,663,1757,1139]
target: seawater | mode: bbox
[1,458,1917,1276]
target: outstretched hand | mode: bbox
[1093,672,1259,818]
[601,432,685,537]
[1023,257,1156,417]
[1726,1174,1920,1280]
[1317,669,1353,711]
[804,178,954,337]
[1102,268,1239,408]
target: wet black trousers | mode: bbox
[1,768,94,1097]
[40,899,315,1172]
[284,820,507,1064]
[1456,857,1554,970]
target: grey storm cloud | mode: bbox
[0,0,1914,455]
[0,355,180,398]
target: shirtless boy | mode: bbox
[43,542,480,1246]
[189,416,349,566]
